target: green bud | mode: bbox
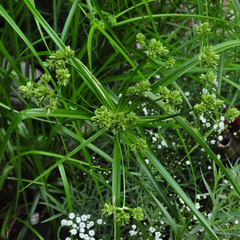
[164,57,176,68]
[147,38,169,58]
[199,71,216,85]
[40,73,52,85]
[91,106,113,130]
[199,46,219,69]
[225,108,240,122]
[126,80,151,97]
[102,202,114,216]
[115,211,130,226]
[56,68,71,86]
[132,207,144,221]
[196,22,211,35]
[136,33,146,47]
[108,15,116,25]
[19,82,34,99]
[127,112,138,124]
[131,138,148,153]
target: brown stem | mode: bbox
[217,133,240,163]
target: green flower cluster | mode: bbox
[131,138,148,153]
[19,46,75,114]
[199,46,219,69]
[225,108,240,122]
[102,203,144,226]
[44,46,74,86]
[200,70,216,85]
[136,33,173,63]
[196,22,211,35]
[91,106,138,132]
[19,78,58,115]
[194,93,224,115]
[158,86,183,114]
[126,80,151,97]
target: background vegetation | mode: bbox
[1,0,240,239]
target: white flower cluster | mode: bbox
[61,213,104,240]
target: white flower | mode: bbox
[67,220,73,226]
[235,220,239,224]
[70,229,77,235]
[61,219,67,226]
[195,203,200,209]
[202,88,208,93]
[81,215,88,221]
[79,227,85,233]
[145,159,149,164]
[208,166,212,170]
[223,179,228,184]
[208,212,212,219]
[217,154,221,159]
[80,222,86,228]
[185,91,190,96]
[88,221,94,227]
[179,198,184,204]
[65,237,71,240]
[161,140,167,147]
[172,142,176,146]
[152,136,157,142]
[87,214,91,219]
[79,233,84,238]
[89,230,95,236]
[193,215,197,220]
[97,219,102,225]
[149,226,156,233]
[197,194,201,199]
[213,124,218,129]
[69,213,75,219]
[76,217,81,223]
[84,234,90,240]
[129,230,138,236]
[186,160,190,165]
[210,140,216,145]
[72,223,77,228]
[206,122,211,127]
[132,224,137,229]
[155,231,161,237]
[158,145,162,149]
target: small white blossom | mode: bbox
[149,226,156,233]
[235,220,239,224]
[69,213,75,219]
[80,222,86,228]
[217,154,221,159]
[129,230,138,236]
[67,220,73,226]
[81,215,88,221]
[132,225,137,229]
[210,140,216,145]
[186,160,190,165]
[218,135,223,141]
[155,231,161,237]
[79,227,85,233]
[208,166,212,170]
[145,159,149,164]
[89,230,95,236]
[213,124,218,129]
[223,179,228,184]
[208,212,212,219]
[185,91,190,96]
[69,229,77,235]
[195,203,200,209]
[206,122,211,127]
[61,219,67,226]
[97,219,102,225]
[76,217,81,223]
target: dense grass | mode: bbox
[1,0,240,239]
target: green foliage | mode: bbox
[2,0,240,240]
